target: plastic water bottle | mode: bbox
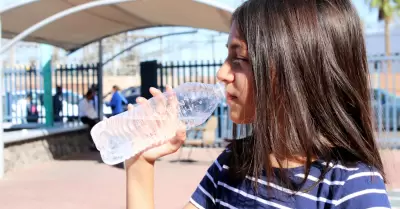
[90,82,225,165]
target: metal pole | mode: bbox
[102,30,197,66]
[0,13,4,178]
[97,40,103,120]
[43,59,54,127]
[160,37,163,62]
[211,35,215,61]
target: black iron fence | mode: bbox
[2,64,100,127]
[53,64,99,122]
[157,60,223,91]
[157,60,230,141]
[368,56,400,148]
[157,57,400,147]
[4,57,400,147]
[3,66,41,124]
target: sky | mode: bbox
[1,0,398,66]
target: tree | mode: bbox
[366,0,400,71]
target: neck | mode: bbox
[268,154,317,169]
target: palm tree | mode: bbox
[366,0,400,71]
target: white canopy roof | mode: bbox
[2,0,233,52]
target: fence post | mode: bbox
[140,60,159,99]
[97,40,104,120]
[0,15,4,178]
[43,59,54,127]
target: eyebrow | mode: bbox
[225,43,242,50]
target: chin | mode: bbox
[229,111,253,124]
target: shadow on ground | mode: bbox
[57,148,216,170]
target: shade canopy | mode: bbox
[2,0,233,52]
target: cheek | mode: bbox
[231,72,255,124]
[237,71,254,105]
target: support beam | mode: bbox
[43,59,54,127]
[0,14,4,178]
[102,30,198,66]
[97,41,104,120]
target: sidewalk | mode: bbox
[0,148,222,209]
[0,148,399,209]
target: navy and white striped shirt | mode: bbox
[190,149,391,209]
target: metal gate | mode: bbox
[2,64,100,127]
[157,60,230,141]
[368,55,400,148]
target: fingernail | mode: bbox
[150,87,160,92]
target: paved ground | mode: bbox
[0,148,221,209]
[0,148,399,209]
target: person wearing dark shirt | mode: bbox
[53,86,63,122]
[123,1,391,208]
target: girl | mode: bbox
[125,0,391,208]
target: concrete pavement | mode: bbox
[0,148,221,209]
[0,148,399,209]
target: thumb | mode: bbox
[170,129,186,146]
[127,103,134,111]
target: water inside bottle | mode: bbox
[180,115,209,129]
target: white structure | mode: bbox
[1,0,232,53]
[0,0,234,178]
[365,27,400,55]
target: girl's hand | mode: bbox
[125,85,186,166]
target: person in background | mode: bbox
[53,86,63,122]
[79,89,98,151]
[106,85,127,116]
[90,84,99,113]
[125,0,391,208]
[25,94,39,123]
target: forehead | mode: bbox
[227,22,247,52]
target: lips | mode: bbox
[226,93,238,102]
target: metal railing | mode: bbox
[2,64,99,127]
[157,60,229,141]
[2,66,42,124]
[368,55,400,148]
[158,56,400,148]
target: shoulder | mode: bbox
[205,148,231,177]
[327,161,390,208]
[189,149,231,208]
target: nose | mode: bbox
[216,62,234,84]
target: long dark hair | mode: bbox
[227,0,385,189]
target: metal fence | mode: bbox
[2,64,99,127]
[158,57,400,147]
[157,60,230,141]
[3,66,41,124]
[3,57,400,146]
[368,55,400,148]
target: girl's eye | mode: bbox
[231,58,242,67]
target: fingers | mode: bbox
[165,84,179,119]
[168,130,186,152]
[149,87,163,97]
[136,97,146,104]
[127,103,134,111]
[165,84,173,92]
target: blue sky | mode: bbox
[1,0,394,65]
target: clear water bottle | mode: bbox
[90,82,225,165]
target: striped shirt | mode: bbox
[190,149,391,209]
